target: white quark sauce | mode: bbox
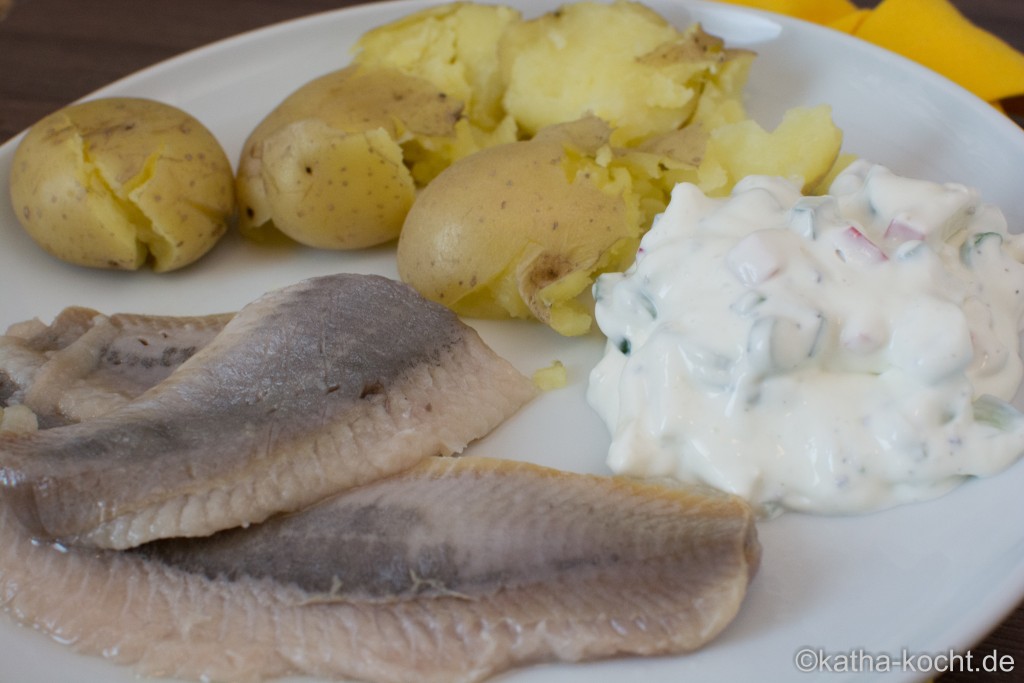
[587,160,1024,515]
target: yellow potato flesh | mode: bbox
[9,97,234,271]
[699,104,844,194]
[498,2,751,145]
[354,2,522,131]
[236,65,463,249]
[532,360,568,391]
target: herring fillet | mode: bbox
[0,456,760,683]
[0,274,536,549]
[0,306,232,426]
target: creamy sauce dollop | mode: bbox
[587,160,1024,515]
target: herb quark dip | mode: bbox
[588,160,1024,515]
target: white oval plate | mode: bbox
[2,1,1024,682]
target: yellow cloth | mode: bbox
[719,0,1024,108]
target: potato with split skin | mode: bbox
[8,97,234,272]
[398,117,652,337]
[236,64,463,250]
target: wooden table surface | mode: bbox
[0,1,1022,681]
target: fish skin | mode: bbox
[0,456,760,683]
[0,306,232,426]
[0,274,536,549]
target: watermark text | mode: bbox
[794,647,1015,675]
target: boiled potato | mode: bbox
[236,64,463,250]
[498,1,754,145]
[398,117,649,336]
[8,97,234,272]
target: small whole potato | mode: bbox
[9,97,235,272]
[236,64,463,250]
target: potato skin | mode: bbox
[236,64,463,250]
[8,97,235,272]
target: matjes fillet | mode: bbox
[0,274,536,549]
[0,456,760,683]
